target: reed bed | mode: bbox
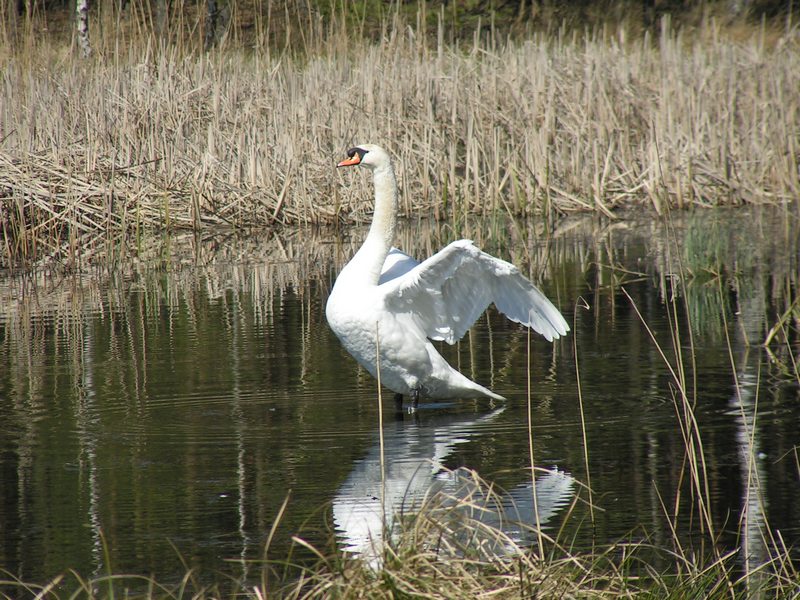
[1,13,798,267]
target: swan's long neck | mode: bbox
[346,163,398,286]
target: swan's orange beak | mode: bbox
[337,155,361,168]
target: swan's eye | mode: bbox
[348,147,367,159]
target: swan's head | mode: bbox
[337,144,391,171]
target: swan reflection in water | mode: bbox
[332,405,575,562]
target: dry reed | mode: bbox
[1,12,798,267]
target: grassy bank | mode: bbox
[1,11,798,268]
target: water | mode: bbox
[1,207,798,588]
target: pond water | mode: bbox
[1,207,798,589]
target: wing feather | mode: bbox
[380,240,569,344]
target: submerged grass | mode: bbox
[1,9,799,268]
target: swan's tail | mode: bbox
[471,381,505,401]
[444,370,506,401]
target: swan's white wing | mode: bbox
[379,248,420,285]
[381,240,569,344]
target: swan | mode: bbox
[326,144,569,410]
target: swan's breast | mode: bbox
[325,284,381,349]
[326,284,431,388]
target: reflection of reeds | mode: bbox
[2,14,798,267]
[618,207,800,599]
[2,463,796,598]
[1,210,798,597]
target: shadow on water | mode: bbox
[0,206,798,588]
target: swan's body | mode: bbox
[326,144,569,408]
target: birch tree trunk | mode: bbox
[76,0,91,57]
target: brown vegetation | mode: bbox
[1,8,798,269]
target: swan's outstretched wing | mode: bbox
[381,240,569,344]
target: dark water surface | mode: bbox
[1,207,798,587]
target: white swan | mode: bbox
[326,144,569,410]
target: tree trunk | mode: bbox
[76,0,91,57]
[728,0,753,17]
[155,0,168,40]
[204,0,218,50]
